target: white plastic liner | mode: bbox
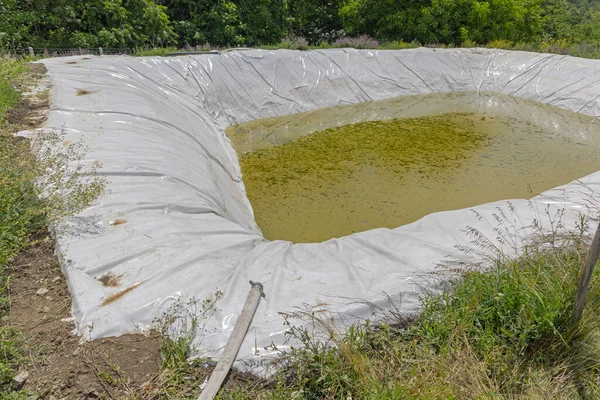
[40,48,600,371]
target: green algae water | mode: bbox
[228,92,600,243]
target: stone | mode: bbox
[11,370,29,390]
[36,288,49,296]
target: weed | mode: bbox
[134,47,180,57]
[0,57,106,393]
[134,291,224,398]
[332,35,380,49]
[0,58,24,126]
[222,211,600,399]
[1,125,106,267]
[276,36,310,51]
[486,38,600,59]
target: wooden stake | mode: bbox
[572,221,600,325]
[198,281,265,400]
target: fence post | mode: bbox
[99,47,103,56]
[28,47,34,57]
[572,220,600,325]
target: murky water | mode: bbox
[228,92,600,243]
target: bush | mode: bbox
[277,36,310,51]
[332,35,380,49]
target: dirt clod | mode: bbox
[98,272,122,287]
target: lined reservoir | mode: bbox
[228,92,600,243]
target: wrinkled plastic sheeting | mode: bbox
[41,48,600,372]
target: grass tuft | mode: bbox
[220,225,600,399]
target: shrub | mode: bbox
[332,35,380,49]
[278,36,310,51]
[487,39,516,50]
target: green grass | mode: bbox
[134,47,179,57]
[0,56,36,393]
[483,38,600,59]
[214,229,600,399]
[0,58,24,126]
[0,56,105,394]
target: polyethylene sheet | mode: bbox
[40,48,600,371]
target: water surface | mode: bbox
[228,92,600,243]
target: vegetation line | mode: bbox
[2,1,600,60]
[0,57,105,397]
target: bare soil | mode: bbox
[7,63,49,129]
[9,234,161,399]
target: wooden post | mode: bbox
[198,281,265,400]
[28,47,34,57]
[99,47,104,56]
[572,221,600,325]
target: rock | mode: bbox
[52,276,61,283]
[36,288,49,296]
[11,370,29,390]
[46,296,53,301]
[85,388,100,398]
[41,306,51,313]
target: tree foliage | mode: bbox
[1,0,600,50]
[340,0,545,44]
[286,0,345,44]
[157,0,286,46]
[0,0,176,49]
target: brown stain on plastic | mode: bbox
[76,89,97,96]
[101,280,145,306]
[65,61,77,65]
[111,219,128,226]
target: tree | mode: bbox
[0,0,176,49]
[157,0,243,46]
[339,0,543,45]
[237,0,286,46]
[286,0,345,44]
